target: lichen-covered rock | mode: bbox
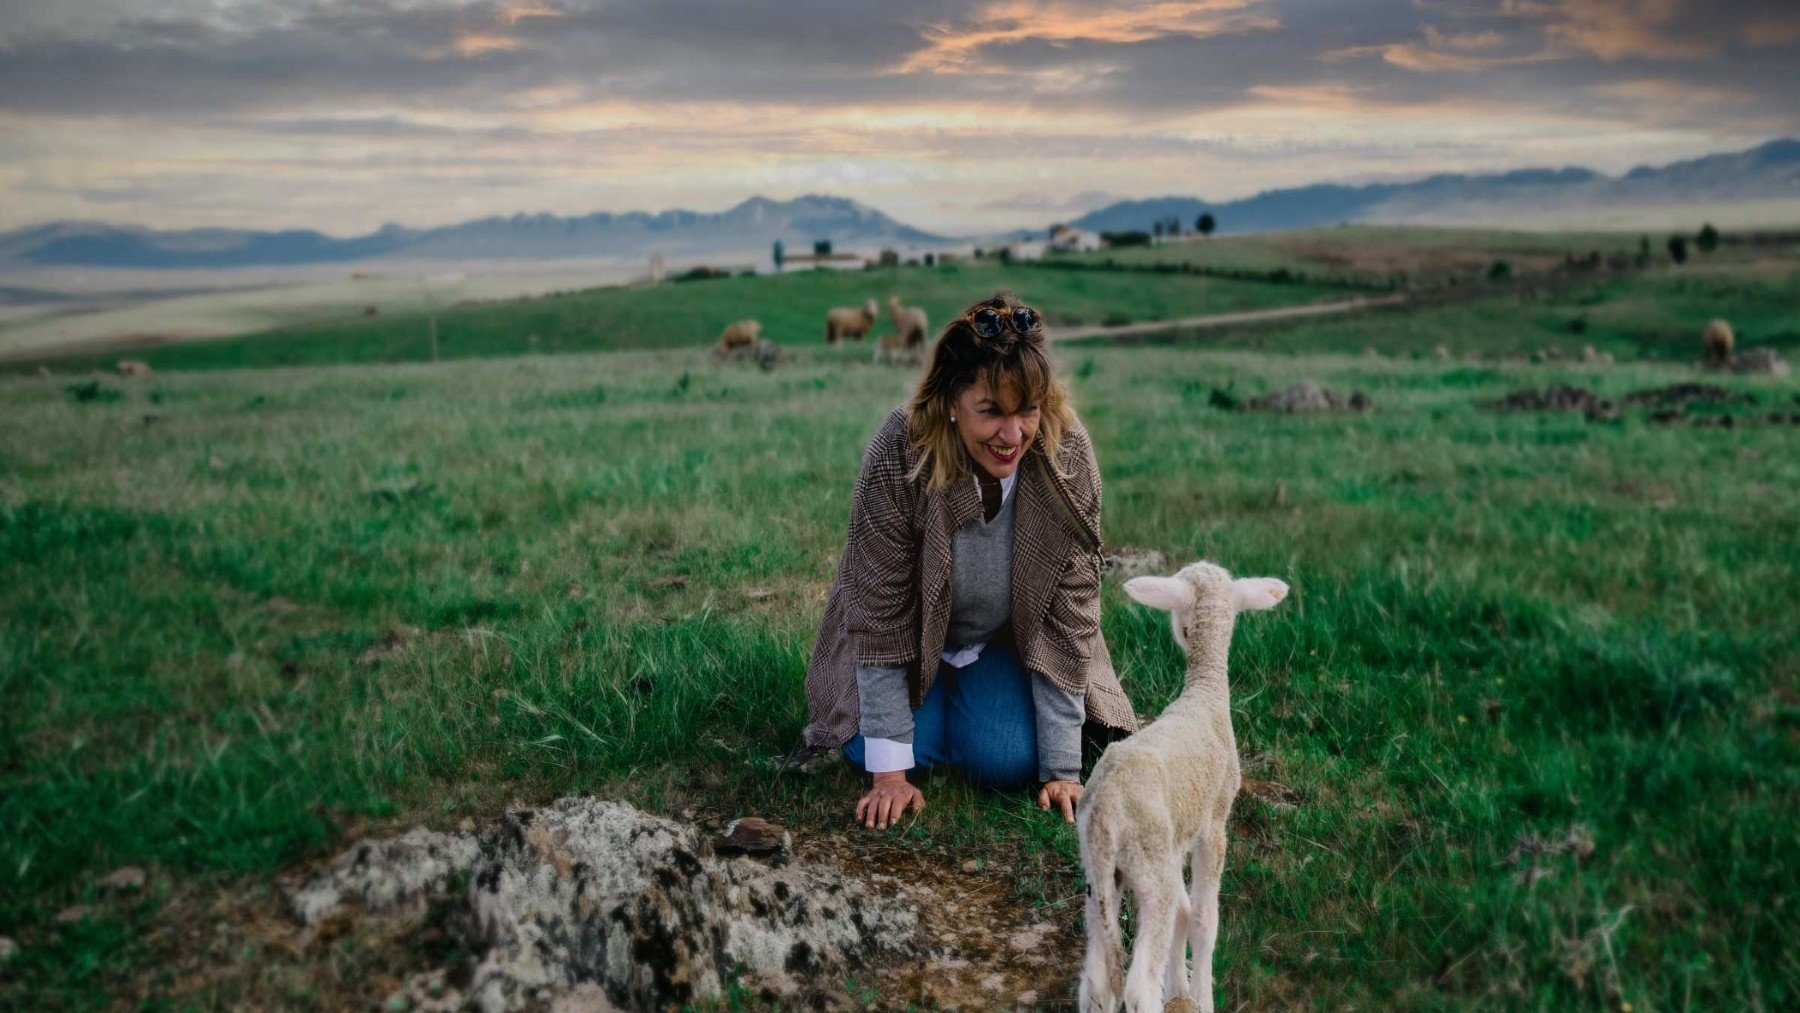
[1731,348,1790,376]
[289,799,924,1011]
[1245,380,1373,414]
[289,828,480,927]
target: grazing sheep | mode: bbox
[115,360,152,377]
[1079,562,1289,1013]
[716,319,761,352]
[824,298,878,345]
[886,296,929,349]
[1702,319,1734,365]
[871,331,923,366]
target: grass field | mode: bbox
[2,236,1797,1008]
[10,260,1351,375]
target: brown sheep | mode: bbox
[1702,318,1734,365]
[715,319,761,352]
[886,296,930,350]
[824,298,878,345]
[871,331,922,366]
[115,360,152,377]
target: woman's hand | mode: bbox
[856,771,925,829]
[1037,780,1083,824]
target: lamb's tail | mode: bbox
[1078,803,1127,1012]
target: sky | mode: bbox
[1,0,1796,235]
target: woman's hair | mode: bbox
[906,291,1074,491]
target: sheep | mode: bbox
[1702,318,1734,366]
[824,298,878,345]
[715,319,761,352]
[1078,562,1289,1013]
[886,295,929,350]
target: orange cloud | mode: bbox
[453,32,526,57]
[1507,0,1715,61]
[901,0,1280,74]
[1742,15,1800,48]
[501,3,565,25]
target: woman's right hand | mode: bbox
[855,771,925,829]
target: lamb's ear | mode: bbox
[1231,577,1289,612]
[1123,575,1193,613]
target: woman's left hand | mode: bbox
[1037,780,1083,824]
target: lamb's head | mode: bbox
[1123,561,1288,651]
[863,298,880,318]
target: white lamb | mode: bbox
[1078,562,1289,1012]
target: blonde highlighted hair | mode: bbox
[906,292,1074,492]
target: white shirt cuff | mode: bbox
[862,737,915,773]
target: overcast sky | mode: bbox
[1,0,1795,234]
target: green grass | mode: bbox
[15,261,1349,375]
[2,257,1797,1007]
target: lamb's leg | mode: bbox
[1122,861,1182,1012]
[1163,851,1193,1001]
[1080,877,1122,1012]
[1189,826,1227,1013]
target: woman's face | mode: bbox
[952,371,1040,479]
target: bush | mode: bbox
[65,381,122,404]
[1488,259,1512,281]
[1100,230,1151,248]
[1696,223,1720,254]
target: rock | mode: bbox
[1244,380,1375,414]
[1103,547,1165,580]
[34,366,50,379]
[99,865,147,894]
[713,817,792,859]
[0,936,17,961]
[1622,383,1755,409]
[55,905,95,924]
[1486,383,1607,414]
[289,829,479,927]
[114,359,152,377]
[289,799,924,1010]
[712,338,788,371]
[1433,345,1450,360]
[960,859,979,874]
[1731,348,1789,376]
[1580,345,1614,364]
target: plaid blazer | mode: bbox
[803,405,1139,748]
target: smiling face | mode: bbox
[952,369,1040,479]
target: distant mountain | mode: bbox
[1070,139,1800,235]
[0,195,948,270]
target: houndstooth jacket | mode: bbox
[802,405,1138,748]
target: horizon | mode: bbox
[2,1,1797,235]
[7,135,1795,241]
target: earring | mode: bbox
[950,415,956,423]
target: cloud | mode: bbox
[0,0,1793,233]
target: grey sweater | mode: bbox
[856,477,1087,783]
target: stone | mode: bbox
[55,905,95,924]
[1245,380,1373,414]
[288,828,479,927]
[1102,547,1165,580]
[99,865,147,894]
[0,936,17,961]
[289,799,925,1010]
[712,817,792,859]
[1731,348,1789,376]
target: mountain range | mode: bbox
[1,139,1794,271]
[0,195,946,271]
[1069,139,1800,235]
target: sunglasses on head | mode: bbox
[964,304,1042,339]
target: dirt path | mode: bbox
[1051,293,1411,342]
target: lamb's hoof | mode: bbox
[1163,999,1200,1013]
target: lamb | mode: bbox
[886,295,929,349]
[1702,318,1734,366]
[824,298,878,345]
[715,319,761,352]
[1078,562,1289,1013]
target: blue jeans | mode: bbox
[843,642,1038,789]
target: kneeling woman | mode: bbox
[802,293,1137,830]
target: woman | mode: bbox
[801,293,1138,830]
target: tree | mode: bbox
[772,239,784,271]
[813,238,833,256]
[1696,223,1720,254]
[1197,212,1217,237]
[1636,235,1650,267]
[1153,221,1165,240]
[1667,234,1688,265]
